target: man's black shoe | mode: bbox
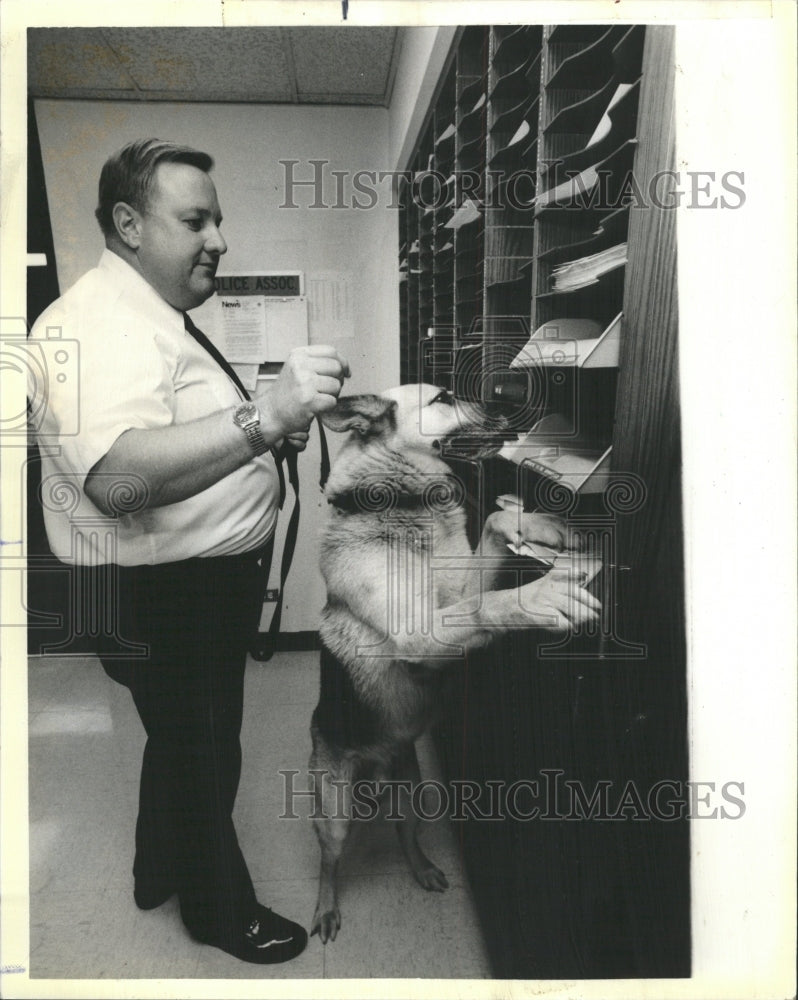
[241,905,308,963]
[192,904,308,964]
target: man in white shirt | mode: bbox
[29,138,349,964]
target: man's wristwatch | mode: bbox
[232,401,269,457]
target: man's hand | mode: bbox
[282,431,310,452]
[256,346,350,440]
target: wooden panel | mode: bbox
[614,25,683,643]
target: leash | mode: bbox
[182,313,329,661]
[250,417,330,661]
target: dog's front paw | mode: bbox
[485,510,578,552]
[310,905,341,944]
[413,861,449,893]
[518,571,602,631]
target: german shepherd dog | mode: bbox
[309,384,600,942]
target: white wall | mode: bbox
[35,98,398,631]
[675,17,797,997]
[387,26,458,170]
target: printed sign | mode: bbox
[214,272,302,296]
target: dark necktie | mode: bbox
[182,311,286,507]
[182,311,249,400]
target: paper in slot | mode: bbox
[586,82,635,148]
[506,540,603,585]
[470,93,486,113]
[445,198,482,230]
[509,313,622,369]
[551,243,627,292]
[536,139,637,213]
[499,414,612,493]
[535,164,599,210]
[498,412,572,462]
[508,118,531,147]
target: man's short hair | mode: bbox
[95,138,214,237]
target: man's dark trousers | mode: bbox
[97,550,264,950]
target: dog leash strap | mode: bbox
[255,419,328,660]
[317,417,330,490]
[264,446,300,643]
[274,419,326,618]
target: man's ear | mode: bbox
[112,202,143,250]
[320,395,397,436]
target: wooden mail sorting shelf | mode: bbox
[398,23,643,502]
[397,24,687,981]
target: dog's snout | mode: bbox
[431,397,510,459]
[453,399,512,437]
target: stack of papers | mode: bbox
[551,243,627,292]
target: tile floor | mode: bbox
[28,651,491,980]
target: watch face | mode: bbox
[234,402,258,427]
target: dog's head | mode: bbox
[320,383,507,462]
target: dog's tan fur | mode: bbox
[309,384,600,942]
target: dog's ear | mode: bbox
[320,395,397,436]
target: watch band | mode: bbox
[234,402,270,457]
[243,419,269,457]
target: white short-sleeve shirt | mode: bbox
[30,249,280,566]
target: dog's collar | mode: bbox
[327,490,429,515]
[326,474,463,516]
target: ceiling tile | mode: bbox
[28,26,402,106]
[289,27,397,100]
[28,28,135,93]
[102,27,294,100]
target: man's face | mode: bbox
[134,162,227,311]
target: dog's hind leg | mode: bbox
[310,759,352,943]
[393,742,449,893]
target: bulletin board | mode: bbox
[193,271,309,368]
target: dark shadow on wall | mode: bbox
[27,97,86,655]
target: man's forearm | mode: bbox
[84,403,279,515]
[83,345,349,516]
